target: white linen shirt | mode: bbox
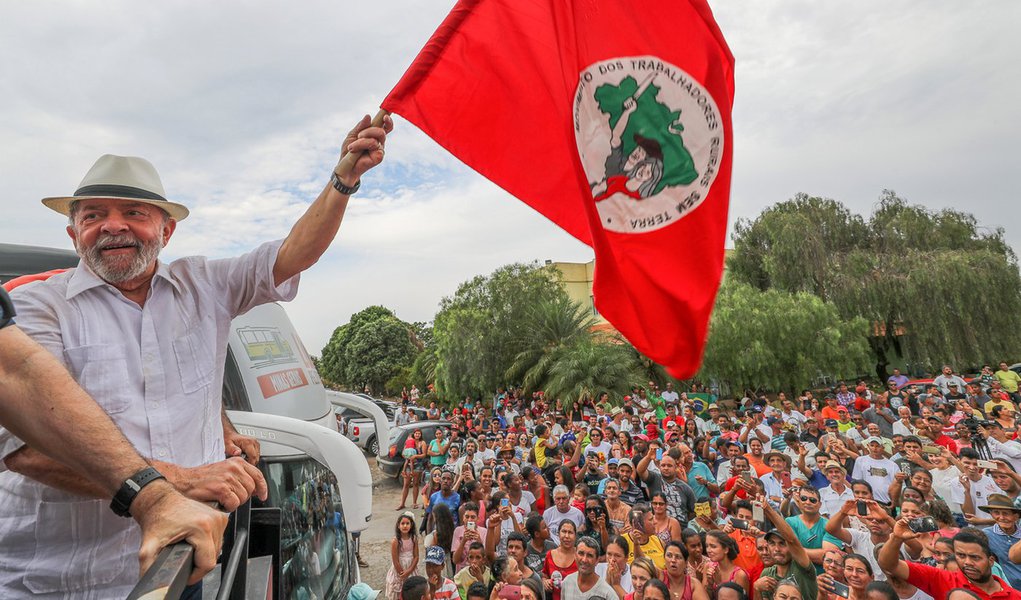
[0,240,298,598]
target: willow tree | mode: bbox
[699,279,871,392]
[729,192,1021,376]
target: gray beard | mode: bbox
[79,233,162,284]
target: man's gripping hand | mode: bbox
[157,457,268,512]
[134,482,229,585]
[224,428,261,465]
[335,114,394,185]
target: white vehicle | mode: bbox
[328,391,391,457]
[228,411,370,598]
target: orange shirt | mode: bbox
[745,453,770,476]
[821,406,842,422]
[730,530,763,585]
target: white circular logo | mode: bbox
[574,56,724,234]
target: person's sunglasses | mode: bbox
[798,496,819,504]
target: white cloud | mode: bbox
[1,0,1018,352]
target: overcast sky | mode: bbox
[1,1,1018,354]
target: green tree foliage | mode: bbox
[319,305,418,394]
[410,346,438,389]
[505,295,597,392]
[433,263,566,400]
[543,340,644,403]
[729,192,1021,374]
[699,279,872,392]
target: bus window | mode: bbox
[221,348,253,412]
[261,456,353,600]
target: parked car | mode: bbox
[336,396,432,456]
[328,391,391,457]
[378,421,448,478]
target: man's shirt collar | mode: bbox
[65,259,181,300]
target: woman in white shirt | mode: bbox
[927,452,963,515]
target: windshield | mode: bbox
[262,456,354,600]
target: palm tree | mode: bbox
[544,341,643,403]
[505,296,596,392]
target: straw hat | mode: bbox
[43,154,189,221]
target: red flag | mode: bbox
[383,0,734,378]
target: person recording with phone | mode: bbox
[817,554,874,600]
[578,496,616,556]
[979,422,1021,473]
[722,500,765,583]
[823,499,921,581]
[878,521,1021,599]
[954,448,1004,526]
[621,504,667,571]
[752,497,818,600]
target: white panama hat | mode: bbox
[42,154,189,221]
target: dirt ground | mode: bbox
[358,455,426,590]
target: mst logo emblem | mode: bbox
[574,56,724,234]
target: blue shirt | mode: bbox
[984,523,1021,588]
[428,490,462,525]
[785,516,843,574]
[685,461,717,501]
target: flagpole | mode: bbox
[335,109,391,179]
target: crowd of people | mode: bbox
[385,368,1021,600]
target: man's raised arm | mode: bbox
[273,114,392,286]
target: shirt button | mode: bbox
[158,450,167,457]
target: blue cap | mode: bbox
[608,458,619,465]
[425,546,446,565]
[348,583,380,600]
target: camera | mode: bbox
[962,417,994,436]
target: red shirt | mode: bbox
[931,434,960,453]
[661,416,686,430]
[907,561,1021,600]
[724,476,749,500]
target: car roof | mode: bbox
[0,243,79,283]
[397,420,447,429]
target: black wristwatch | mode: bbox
[0,287,15,330]
[110,467,166,517]
[330,172,361,195]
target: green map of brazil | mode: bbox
[594,76,699,196]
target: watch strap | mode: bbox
[330,172,361,195]
[110,466,166,517]
[0,287,15,330]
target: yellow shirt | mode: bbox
[995,369,1021,393]
[986,398,1016,415]
[534,439,548,468]
[624,533,666,571]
